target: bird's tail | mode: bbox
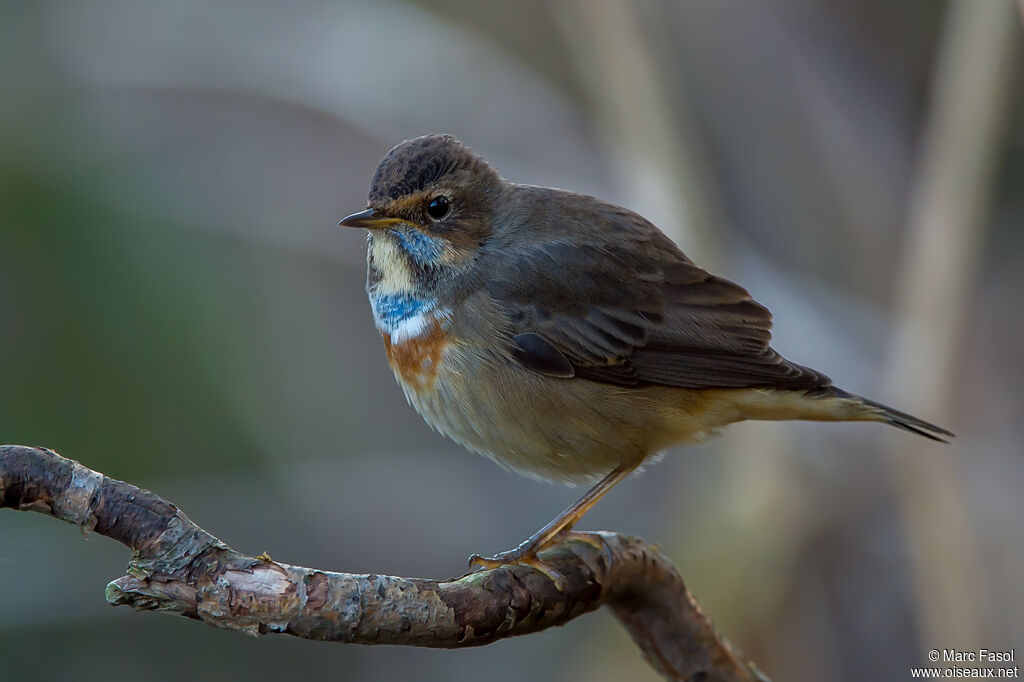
[803,386,955,443]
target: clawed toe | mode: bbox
[560,530,606,551]
[468,550,566,590]
[517,555,565,589]
[467,551,512,571]
[468,534,572,589]
[466,532,609,590]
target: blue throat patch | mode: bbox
[369,292,435,330]
[392,228,443,264]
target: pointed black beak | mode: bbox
[338,208,401,229]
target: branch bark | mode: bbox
[0,444,766,682]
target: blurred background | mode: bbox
[1,1,1022,680]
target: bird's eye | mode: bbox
[426,196,450,220]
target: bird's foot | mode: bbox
[468,531,608,590]
[468,543,566,589]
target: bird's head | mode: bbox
[340,134,504,301]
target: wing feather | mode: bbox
[484,191,829,390]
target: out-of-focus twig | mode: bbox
[885,0,1018,648]
[0,445,767,682]
[553,0,723,266]
[553,7,810,674]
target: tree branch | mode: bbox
[0,444,767,682]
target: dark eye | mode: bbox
[426,196,450,220]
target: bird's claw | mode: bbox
[467,548,521,570]
[559,530,606,551]
[468,547,567,590]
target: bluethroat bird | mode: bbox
[339,134,953,582]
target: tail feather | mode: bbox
[816,387,955,443]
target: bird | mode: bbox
[338,133,953,584]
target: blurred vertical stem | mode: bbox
[552,3,819,676]
[552,4,734,679]
[553,0,722,267]
[886,0,1018,648]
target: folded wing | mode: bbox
[485,207,829,391]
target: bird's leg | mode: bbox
[468,462,639,587]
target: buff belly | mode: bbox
[383,332,759,484]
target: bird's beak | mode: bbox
[338,208,402,230]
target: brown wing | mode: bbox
[484,203,829,390]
